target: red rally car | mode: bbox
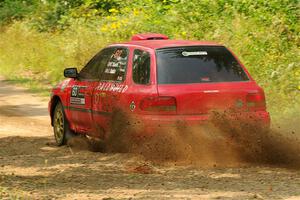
[49,33,270,146]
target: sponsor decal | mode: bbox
[182,51,208,56]
[203,90,219,93]
[95,83,128,93]
[201,77,211,82]
[60,79,71,92]
[107,61,119,67]
[70,97,85,105]
[117,76,123,81]
[104,68,117,74]
[130,101,136,111]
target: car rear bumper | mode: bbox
[129,111,270,135]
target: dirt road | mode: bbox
[0,78,300,200]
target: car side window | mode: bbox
[132,49,151,85]
[79,48,115,80]
[100,47,129,82]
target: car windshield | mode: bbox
[156,46,249,84]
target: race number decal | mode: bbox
[70,86,86,105]
[71,86,78,97]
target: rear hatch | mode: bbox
[156,46,266,114]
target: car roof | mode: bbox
[109,40,221,50]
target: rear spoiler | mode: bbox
[131,33,169,41]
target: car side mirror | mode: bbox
[64,68,78,78]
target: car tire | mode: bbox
[53,101,76,146]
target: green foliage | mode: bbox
[0,0,39,25]
[0,0,299,118]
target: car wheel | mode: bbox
[53,102,75,146]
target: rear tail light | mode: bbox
[246,92,266,109]
[140,96,177,113]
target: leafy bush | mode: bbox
[0,0,38,25]
[0,0,299,118]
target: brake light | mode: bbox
[246,92,266,108]
[140,96,176,112]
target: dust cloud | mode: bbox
[69,111,300,169]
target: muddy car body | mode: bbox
[49,33,270,145]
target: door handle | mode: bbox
[99,92,106,97]
[94,92,107,104]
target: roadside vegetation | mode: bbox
[0,0,299,121]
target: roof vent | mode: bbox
[131,33,169,41]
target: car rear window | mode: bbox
[156,46,249,84]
